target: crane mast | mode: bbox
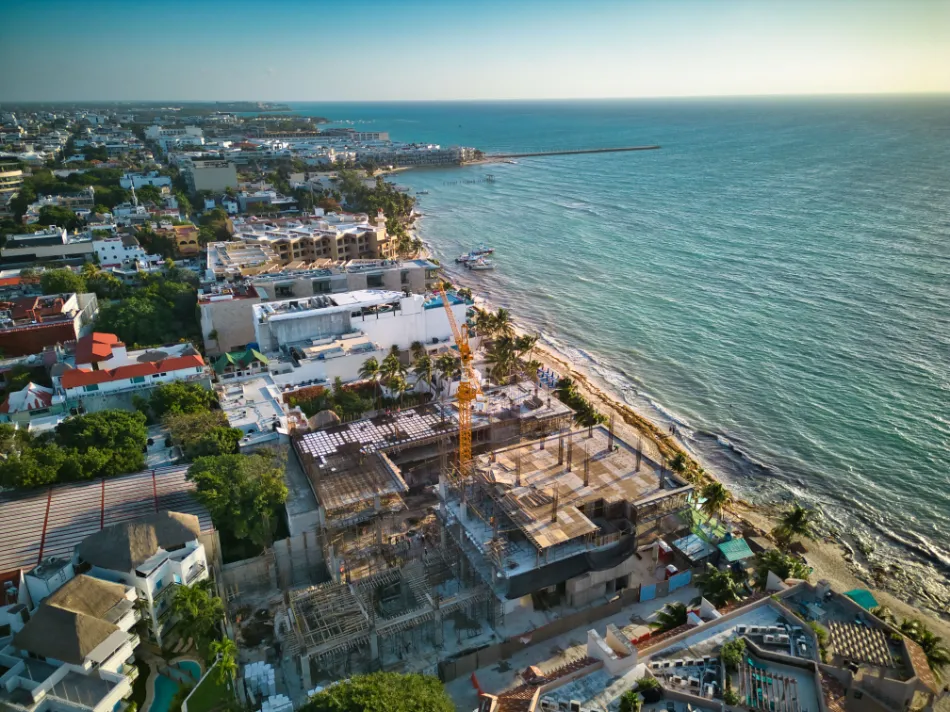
[438,284,480,479]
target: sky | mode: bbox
[1,0,949,102]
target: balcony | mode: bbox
[120,664,139,683]
[185,562,207,584]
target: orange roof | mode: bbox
[74,332,121,364]
[62,354,205,389]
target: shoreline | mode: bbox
[418,239,950,642]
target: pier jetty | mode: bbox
[488,145,660,159]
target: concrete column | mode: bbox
[300,653,312,691]
[369,630,379,661]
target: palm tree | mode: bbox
[472,307,495,339]
[669,452,688,474]
[650,602,688,632]
[209,637,238,685]
[486,336,517,384]
[410,341,425,360]
[752,549,810,590]
[773,504,816,548]
[513,333,537,359]
[700,482,731,519]
[388,374,409,407]
[691,564,742,608]
[435,353,460,400]
[411,353,435,392]
[901,619,950,678]
[358,357,382,409]
[492,308,515,339]
[870,606,895,624]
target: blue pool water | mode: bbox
[149,661,202,712]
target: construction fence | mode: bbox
[438,566,703,683]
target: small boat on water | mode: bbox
[504,159,518,165]
[416,190,429,195]
[456,253,477,264]
[470,245,494,256]
[466,258,495,271]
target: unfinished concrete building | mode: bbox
[439,424,694,620]
[278,382,575,681]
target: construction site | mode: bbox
[217,286,692,697]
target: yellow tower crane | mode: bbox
[438,284,481,479]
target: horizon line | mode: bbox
[3,89,950,105]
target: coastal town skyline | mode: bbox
[3,0,949,102]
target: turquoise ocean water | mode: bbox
[290,98,950,614]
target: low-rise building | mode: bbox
[0,227,95,265]
[215,375,302,450]
[145,125,204,153]
[252,288,468,356]
[0,162,24,216]
[234,210,394,262]
[118,171,172,189]
[93,235,155,269]
[54,332,210,410]
[198,283,263,354]
[0,382,63,425]
[0,575,141,712]
[0,292,98,357]
[76,512,210,646]
[181,157,237,193]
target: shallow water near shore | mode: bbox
[292,97,950,616]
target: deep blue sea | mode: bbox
[290,98,950,614]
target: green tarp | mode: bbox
[845,589,879,611]
[213,349,268,374]
[717,538,754,562]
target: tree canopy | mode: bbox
[150,382,217,419]
[187,451,288,551]
[165,411,242,460]
[0,410,147,489]
[40,268,86,295]
[301,672,453,712]
[95,268,200,347]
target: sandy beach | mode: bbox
[430,254,950,643]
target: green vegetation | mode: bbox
[9,168,131,219]
[165,411,242,460]
[634,676,661,703]
[300,672,453,712]
[95,267,200,348]
[40,265,127,301]
[618,689,642,712]
[752,549,811,589]
[198,207,232,242]
[772,504,817,548]
[0,411,147,488]
[720,637,746,671]
[337,171,418,255]
[900,619,950,678]
[809,621,830,662]
[723,688,741,706]
[170,581,224,652]
[555,377,607,427]
[484,333,538,384]
[149,382,217,419]
[187,451,288,554]
[649,602,688,632]
[691,564,743,607]
[185,669,229,712]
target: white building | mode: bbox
[93,235,155,268]
[0,227,94,265]
[144,126,204,153]
[75,512,210,646]
[252,289,468,389]
[0,574,141,712]
[55,333,210,408]
[119,171,172,189]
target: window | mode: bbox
[367,274,383,288]
[312,279,331,294]
[84,384,100,393]
[131,376,145,384]
[401,270,410,285]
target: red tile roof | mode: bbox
[61,354,205,389]
[74,332,121,364]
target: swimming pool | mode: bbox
[149,661,202,712]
